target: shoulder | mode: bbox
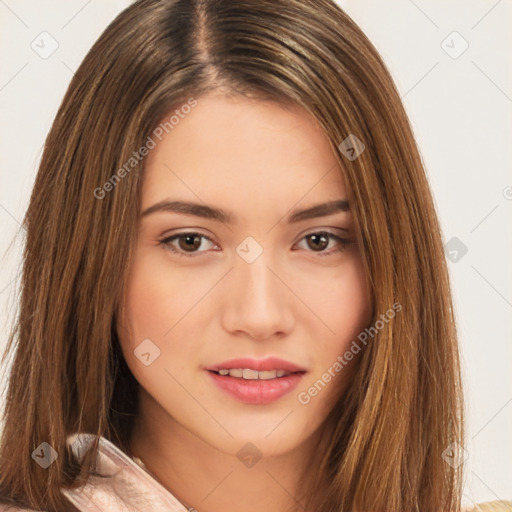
[465,501,512,511]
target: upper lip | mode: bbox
[205,357,306,373]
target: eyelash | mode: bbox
[158,231,351,258]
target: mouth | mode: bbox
[205,357,307,405]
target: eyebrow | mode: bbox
[140,199,350,224]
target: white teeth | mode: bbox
[258,370,278,380]
[242,369,259,380]
[215,368,293,379]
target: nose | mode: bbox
[220,250,295,341]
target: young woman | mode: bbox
[0,0,509,511]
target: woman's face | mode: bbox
[118,92,372,459]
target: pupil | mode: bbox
[308,234,328,251]
[180,235,201,251]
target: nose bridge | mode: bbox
[221,243,294,339]
[240,252,276,302]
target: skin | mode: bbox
[118,91,373,512]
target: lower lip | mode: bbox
[207,371,305,405]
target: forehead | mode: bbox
[141,93,347,213]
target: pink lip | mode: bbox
[207,371,305,405]
[204,357,307,405]
[205,357,306,373]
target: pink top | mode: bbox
[61,433,190,511]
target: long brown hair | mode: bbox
[0,0,464,510]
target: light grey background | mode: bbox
[0,0,510,507]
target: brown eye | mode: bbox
[177,234,203,252]
[305,233,329,251]
[159,232,217,257]
[295,231,351,257]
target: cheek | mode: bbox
[117,254,200,397]
[118,250,220,385]
[121,249,208,339]
[297,258,371,401]
[333,265,371,340]
[305,257,371,343]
